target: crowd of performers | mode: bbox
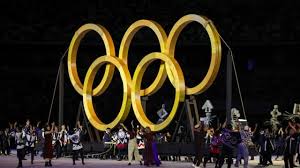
[0,119,164,167]
[3,118,300,168]
[192,118,300,168]
[102,121,162,166]
[0,120,85,167]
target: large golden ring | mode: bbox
[68,14,222,131]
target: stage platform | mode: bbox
[0,155,286,168]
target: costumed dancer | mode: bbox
[15,126,25,168]
[210,130,222,168]
[122,122,143,165]
[203,128,213,168]
[35,121,43,156]
[8,122,17,151]
[116,124,128,161]
[193,122,206,168]
[25,127,37,164]
[283,121,297,168]
[1,128,11,155]
[59,124,68,157]
[295,122,300,165]
[23,119,31,156]
[235,125,254,168]
[23,119,31,134]
[218,123,235,168]
[143,127,155,166]
[52,126,61,158]
[69,121,85,165]
[152,133,161,166]
[44,122,55,167]
[275,127,285,160]
[103,128,112,159]
[136,126,145,155]
[260,128,274,166]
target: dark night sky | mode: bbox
[1,0,300,128]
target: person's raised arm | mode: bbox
[14,121,17,129]
[120,123,128,132]
[278,127,284,136]
[130,120,136,132]
[222,119,227,129]
[37,121,41,128]
[252,123,258,134]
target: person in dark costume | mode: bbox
[260,128,274,166]
[275,127,285,160]
[103,128,113,159]
[9,122,17,152]
[284,122,297,168]
[15,126,25,168]
[152,134,161,166]
[193,122,206,168]
[25,128,36,164]
[69,121,85,165]
[210,130,222,168]
[1,128,10,155]
[218,123,235,168]
[44,122,54,167]
[143,127,155,166]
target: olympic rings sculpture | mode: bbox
[67,14,222,132]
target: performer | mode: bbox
[25,128,37,164]
[218,123,235,168]
[136,126,145,155]
[275,127,285,160]
[143,127,155,166]
[69,121,85,165]
[284,122,297,168]
[23,120,31,156]
[9,122,17,151]
[103,128,113,159]
[35,121,44,156]
[116,124,128,161]
[24,119,31,134]
[260,128,274,166]
[44,122,54,167]
[235,125,254,168]
[152,134,161,166]
[59,124,68,157]
[1,128,10,155]
[15,126,25,168]
[193,122,206,168]
[156,104,168,124]
[210,130,222,168]
[52,126,61,158]
[122,122,143,165]
[203,128,213,168]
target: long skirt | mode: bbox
[144,141,154,165]
[152,142,161,165]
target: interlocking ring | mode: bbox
[68,14,222,132]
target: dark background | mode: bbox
[1,0,300,128]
